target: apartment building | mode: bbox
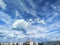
[43,41,60,45]
[0,41,60,45]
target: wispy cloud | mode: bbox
[0,11,13,24]
[0,0,60,42]
[26,0,35,8]
[0,29,26,42]
[0,0,7,10]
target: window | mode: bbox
[12,43,15,45]
[53,44,56,45]
[59,41,60,45]
[38,43,43,45]
[16,43,18,45]
[23,43,30,45]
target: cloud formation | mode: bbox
[0,0,60,42]
[12,18,60,42]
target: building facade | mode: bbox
[43,41,60,45]
[0,41,60,45]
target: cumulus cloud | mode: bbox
[12,19,47,39]
[12,18,47,31]
[12,18,60,42]
[12,19,47,37]
[12,19,31,30]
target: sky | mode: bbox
[0,0,60,42]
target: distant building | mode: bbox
[23,40,39,45]
[43,41,60,45]
[0,41,60,45]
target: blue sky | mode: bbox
[0,0,60,42]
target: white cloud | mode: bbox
[40,20,46,24]
[15,10,20,17]
[17,34,26,38]
[47,33,60,41]
[16,0,37,16]
[29,9,37,16]
[12,19,48,39]
[12,19,31,30]
[0,29,26,42]
[26,0,35,8]
[46,31,59,38]
[54,13,58,16]
[0,0,60,42]
[51,5,57,9]
[0,25,8,30]
[0,0,7,10]
[18,0,29,13]
[0,11,13,24]
[28,18,33,22]
[0,11,13,30]
[11,17,60,41]
[15,10,23,19]
[56,25,60,28]
[34,18,46,24]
